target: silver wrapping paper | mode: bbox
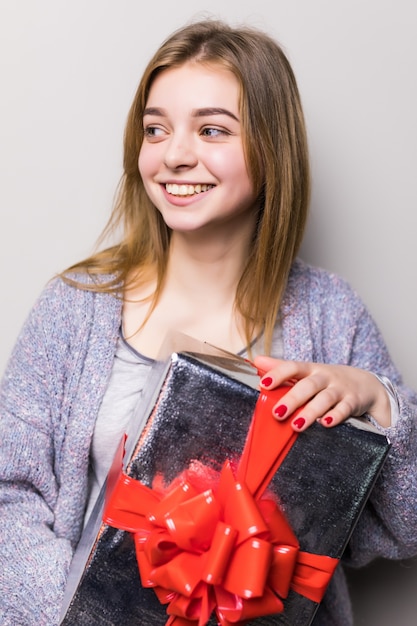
[60,336,390,626]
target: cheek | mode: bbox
[137,146,148,178]
[219,149,253,190]
[206,147,246,181]
[137,149,157,201]
[138,145,159,180]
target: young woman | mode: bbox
[0,19,416,626]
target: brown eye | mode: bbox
[201,127,228,137]
[143,125,166,141]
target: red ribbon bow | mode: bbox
[104,387,338,625]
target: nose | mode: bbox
[163,131,198,169]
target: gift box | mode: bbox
[60,333,391,626]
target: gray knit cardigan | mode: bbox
[1,258,416,626]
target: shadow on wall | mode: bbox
[345,557,417,625]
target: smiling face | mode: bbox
[138,62,259,237]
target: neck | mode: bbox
[166,229,251,302]
[121,222,256,357]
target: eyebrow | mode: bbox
[193,107,239,121]
[143,107,239,121]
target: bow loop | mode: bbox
[164,489,221,553]
[218,463,270,544]
[201,522,237,585]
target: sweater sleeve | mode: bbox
[0,276,108,626]
[0,276,121,625]
[282,260,417,568]
[0,289,78,625]
[320,276,417,566]
[345,394,417,567]
[0,419,73,625]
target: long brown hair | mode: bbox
[63,19,310,353]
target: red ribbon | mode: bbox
[103,386,339,625]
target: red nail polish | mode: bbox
[261,376,273,387]
[293,417,306,430]
[323,416,333,425]
[274,404,287,418]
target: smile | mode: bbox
[165,183,214,196]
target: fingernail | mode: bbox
[274,404,287,418]
[261,376,273,387]
[323,416,333,426]
[293,417,306,430]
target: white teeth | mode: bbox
[165,183,213,196]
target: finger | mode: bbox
[255,357,313,388]
[295,396,359,432]
[318,397,359,428]
[270,374,336,421]
[254,356,286,381]
[253,355,283,371]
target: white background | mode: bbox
[0,1,416,623]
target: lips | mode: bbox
[165,183,214,196]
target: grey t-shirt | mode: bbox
[84,333,153,524]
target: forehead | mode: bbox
[145,62,241,112]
